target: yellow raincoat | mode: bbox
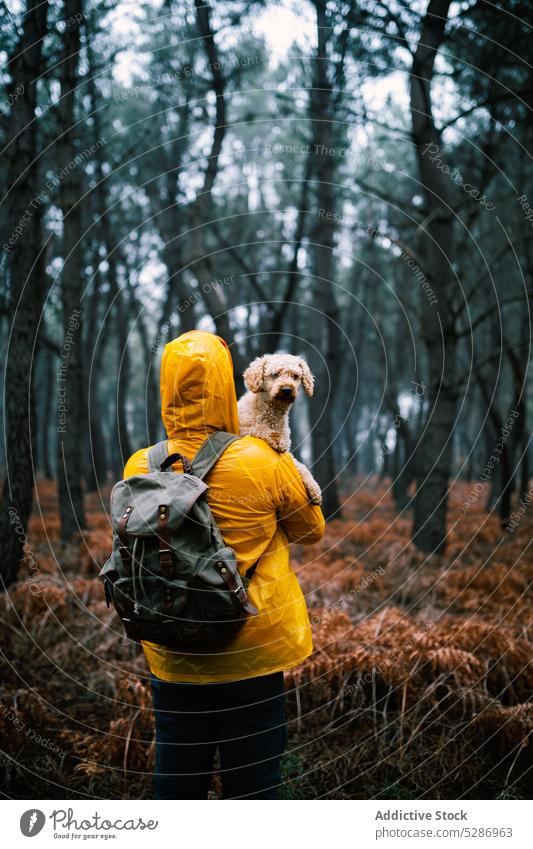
[123,330,325,682]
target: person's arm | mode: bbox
[274,453,325,544]
[123,447,149,479]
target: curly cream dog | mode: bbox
[237,354,322,505]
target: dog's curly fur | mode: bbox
[237,353,322,505]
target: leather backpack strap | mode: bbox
[147,440,169,472]
[191,431,241,480]
[217,564,258,616]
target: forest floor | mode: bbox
[1,479,531,799]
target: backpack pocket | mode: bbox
[108,569,249,648]
[110,575,189,622]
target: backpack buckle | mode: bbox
[157,505,173,578]
[117,506,133,575]
[122,617,141,642]
[232,585,258,617]
[216,564,258,616]
[233,585,246,602]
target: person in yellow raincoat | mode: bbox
[124,330,325,799]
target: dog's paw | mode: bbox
[304,478,323,506]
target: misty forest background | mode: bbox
[0,0,532,800]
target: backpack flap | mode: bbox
[110,472,207,536]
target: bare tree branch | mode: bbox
[455,293,532,338]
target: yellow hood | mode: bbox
[160,330,239,439]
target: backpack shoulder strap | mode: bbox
[147,440,169,473]
[191,431,240,481]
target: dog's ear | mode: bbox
[243,356,266,393]
[299,358,315,396]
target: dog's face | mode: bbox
[243,354,314,405]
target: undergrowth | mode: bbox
[0,479,531,799]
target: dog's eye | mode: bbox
[270,371,279,378]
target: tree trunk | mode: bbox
[56,0,86,541]
[393,417,415,510]
[190,0,245,383]
[475,367,516,528]
[86,412,108,490]
[112,257,133,467]
[143,108,197,343]
[40,347,54,479]
[84,264,111,491]
[306,0,342,519]
[269,159,312,351]
[520,431,530,501]
[496,308,530,517]
[83,39,110,490]
[466,429,477,482]
[410,0,457,554]
[84,276,108,492]
[126,280,163,445]
[0,0,50,588]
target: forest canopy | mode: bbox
[0,0,531,568]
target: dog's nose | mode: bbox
[280,387,293,397]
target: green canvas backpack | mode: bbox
[100,431,258,650]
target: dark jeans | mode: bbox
[150,671,287,799]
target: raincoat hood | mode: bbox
[160,330,239,439]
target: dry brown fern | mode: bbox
[471,703,533,744]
